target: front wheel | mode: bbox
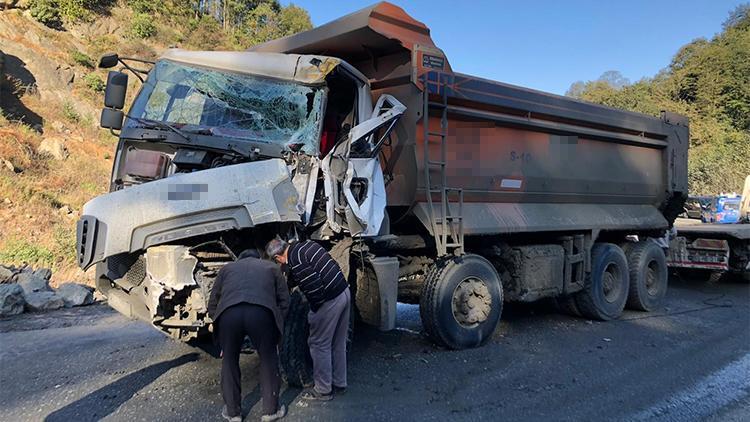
[419,254,503,349]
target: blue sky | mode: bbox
[282,0,745,95]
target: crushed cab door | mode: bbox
[321,95,406,237]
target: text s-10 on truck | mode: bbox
[78,2,688,385]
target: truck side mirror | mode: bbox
[100,108,124,130]
[99,53,119,69]
[104,71,128,109]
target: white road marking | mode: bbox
[632,353,750,421]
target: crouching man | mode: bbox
[266,239,351,401]
[208,250,290,422]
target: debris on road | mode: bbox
[24,291,65,312]
[56,283,94,307]
[0,284,25,316]
[0,264,96,316]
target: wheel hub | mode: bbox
[451,277,492,327]
[602,263,622,303]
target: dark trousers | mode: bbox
[218,303,281,416]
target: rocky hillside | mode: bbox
[0,1,312,285]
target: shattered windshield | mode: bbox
[127,60,326,154]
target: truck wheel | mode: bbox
[280,289,355,387]
[354,264,380,327]
[419,254,502,349]
[624,241,668,311]
[279,290,313,388]
[575,243,629,321]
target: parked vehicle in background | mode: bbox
[702,195,741,224]
[77,2,689,386]
[681,195,710,220]
[668,177,749,281]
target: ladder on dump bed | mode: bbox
[421,73,464,257]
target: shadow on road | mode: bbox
[44,353,200,422]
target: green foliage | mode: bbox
[0,238,54,267]
[127,0,155,14]
[69,50,95,69]
[52,225,77,265]
[235,2,313,46]
[57,0,95,22]
[83,73,105,92]
[567,4,750,195]
[62,101,80,123]
[29,0,97,26]
[29,0,61,27]
[129,13,157,39]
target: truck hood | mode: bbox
[76,159,300,270]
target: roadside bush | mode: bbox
[83,73,105,92]
[128,0,154,14]
[57,0,95,22]
[0,238,54,267]
[69,50,95,69]
[29,0,61,28]
[62,102,80,123]
[129,13,157,39]
[52,225,77,266]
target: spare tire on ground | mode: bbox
[279,288,355,388]
[279,289,313,388]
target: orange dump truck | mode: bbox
[80,2,688,386]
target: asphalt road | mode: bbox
[1,276,748,422]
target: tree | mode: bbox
[566,5,750,194]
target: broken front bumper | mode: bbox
[77,159,300,270]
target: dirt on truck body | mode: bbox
[78,2,688,385]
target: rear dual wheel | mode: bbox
[575,243,630,320]
[622,241,668,311]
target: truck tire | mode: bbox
[623,241,668,311]
[575,243,629,321]
[279,289,355,387]
[354,264,380,327]
[419,254,502,349]
[279,290,313,388]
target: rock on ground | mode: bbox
[0,283,25,316]
[56,283,94,307]
[24,291,64,312]
[0,266,14,283]
[17,273,52,295]
[38,137,69,160]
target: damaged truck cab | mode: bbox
[79,49,403,340]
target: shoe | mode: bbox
[261,404,287,422]
[300,388,333,401]
[222,405,242,422]
[333,386,347,395]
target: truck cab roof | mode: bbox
[160,49,369,86]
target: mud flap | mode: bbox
[368,256,399,331]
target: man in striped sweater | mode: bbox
[266,239,351,401]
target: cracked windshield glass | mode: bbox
[127,60,326,154]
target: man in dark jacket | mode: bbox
[265,239,351,402]
[208,250,290,422]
